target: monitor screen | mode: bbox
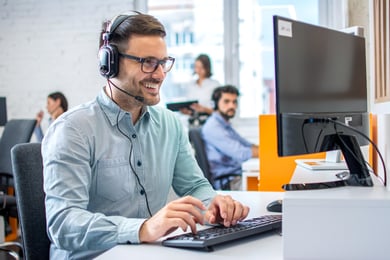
[273,16,372,188]
[0,97,7,126]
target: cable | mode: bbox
[107,79,153,217]
[328,118,387,186]
[332,124,375,181]
[301,123,309,153]
[115,109,153,217]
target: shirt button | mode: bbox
[140,190,145,195]
[132,134,137,138]
[137,161,142,167]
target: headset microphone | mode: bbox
[108,80,145,102]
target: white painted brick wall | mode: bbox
[0,0,135,133]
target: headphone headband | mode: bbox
[98,11,141,79]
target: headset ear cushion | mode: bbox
[98,44,119,78]
[212,90,219,110]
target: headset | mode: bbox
[211,85,240,110]
[98,12,141,78]
[212,88,222,110]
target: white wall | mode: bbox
[0,0,135,126]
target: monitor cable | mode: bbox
[328,118,387,186]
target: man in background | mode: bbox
[202,85,259,190]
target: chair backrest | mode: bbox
[0,119,37,177]
[188,127,213,183]
[11,143,50,260]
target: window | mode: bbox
[238,0,319,117]
[147,0,224,105]
[144,0,342,119]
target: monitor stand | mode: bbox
[284,134,373,191]
[295,150,347,170]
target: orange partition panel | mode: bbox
[247,176,259,191]
[369,113,377,172]
[258,115,326,191]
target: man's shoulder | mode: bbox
[62,99,99,120]
[148,105,175,117]
[202,114,222,134]
[148,105,181,125]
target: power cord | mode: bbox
[328,118,387,186]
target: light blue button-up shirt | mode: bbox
[202,112,253,187]
[42,88,217,259]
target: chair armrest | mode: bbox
[213,173,242,190]
[0,241,23,260]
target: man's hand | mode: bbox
[204,195,249,227]
[190,103,212,115]
[139,196,206,243]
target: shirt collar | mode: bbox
[97,87,150,126]
[212,111,231,128]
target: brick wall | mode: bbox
[0,0,135,132]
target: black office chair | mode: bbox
[0,119,36,241]
[0,119,37,191]
[188,127,241,190]
[0,194,23,259]
[11,143,50,260]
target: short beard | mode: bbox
[219,110,235,121]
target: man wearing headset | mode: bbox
[202,85,259,190]
[42,11,249,259]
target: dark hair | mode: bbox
[211,85,240,110]
[48,92,68,112]
[195,54,213,78]
[99,12,166,52]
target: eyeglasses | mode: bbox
[119,53,175,73]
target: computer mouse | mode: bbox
[266,199,283,213]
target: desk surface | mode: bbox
[96,191,283,260]
[242,158,259,172]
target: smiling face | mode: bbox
[111,34,169,109]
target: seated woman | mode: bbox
[34,91,68,142]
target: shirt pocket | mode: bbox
[96,157,133,202]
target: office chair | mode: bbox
[11,143,50,260]
[188,127,241,190]
[0,119,36,241]
[0,119,37,191]
[0,195,23,260]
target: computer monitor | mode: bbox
[273,16,373,189]
[0,97,7,126]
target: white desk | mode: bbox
[283,166,390,260]
[242,158,260,190]
[96,191,284,260]
[97,166,390,259]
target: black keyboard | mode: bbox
[162,215,282,251]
